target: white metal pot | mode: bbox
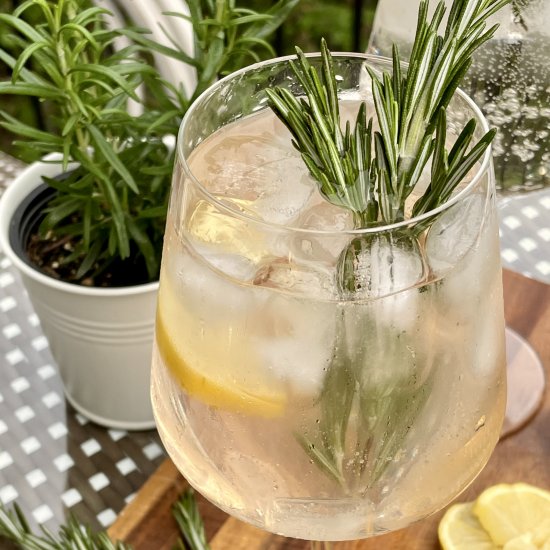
[0,155,158,430]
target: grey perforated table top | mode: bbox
[0,151,548,537]
[498,191,550,284]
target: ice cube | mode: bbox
[187,118,315,225]
[425,191,500,305]
[290,193,356,264]
[167,247,261,321]
[244,156,315,225]
[252,259,339,395]
[425,193,487,276]
[256,331,333,395]
[189,116,294,193]
[337,233,426,335]
[199,249,258,281]
[339,233,425,299]
[297,196,355,232]
[253,258,337,299]
[426,193,501,327]
[186,198,268,278]
[344,291,420,388]
[470,297,505,377]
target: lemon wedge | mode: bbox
[439,502,498,550]
[473,484,550,546]
[156,278,286,418]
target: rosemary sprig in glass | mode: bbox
[267,2,509,228]
[267,0,511,489]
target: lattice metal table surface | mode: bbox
[0,152,549,538]
[499,191,550,285]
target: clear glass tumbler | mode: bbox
[151,53,506,543]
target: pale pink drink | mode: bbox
[151,54,506,542]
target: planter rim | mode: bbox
[0,154,159,297]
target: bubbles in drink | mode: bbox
[465,35,550,193]
[368,0,550,193]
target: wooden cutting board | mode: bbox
[108,270,550,549]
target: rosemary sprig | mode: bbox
[268,0,510,228]
[0,502,130,550]
[0,490,210,550]
[172,490,211,550]
[512,0,529,31]
[296,310,355,489]
[266,40,378,227]
[410,110,497,218]
[373,0,508,223]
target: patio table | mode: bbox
[0,150,549,537]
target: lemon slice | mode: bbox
[156,278,286,418]
[438,503,497,550]
[473,484,550,546]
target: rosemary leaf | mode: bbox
[266,1,512,222]
[172,490,211,550]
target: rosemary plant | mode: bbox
[0,0,296,285]
[119,0,299,105]
[267,0,511,488]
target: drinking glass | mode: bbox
[151,53,506,545]
[368,0,547,437]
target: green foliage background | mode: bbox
[246,0,378,53]
[0,0,379,156]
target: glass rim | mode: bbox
[177,51,493,236]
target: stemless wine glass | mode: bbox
[150,54,506,546]
[368,0,547,438]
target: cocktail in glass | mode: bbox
[151,54,506,544]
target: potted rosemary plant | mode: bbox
[0,0,296,429]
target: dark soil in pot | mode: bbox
[9,183,153,287]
